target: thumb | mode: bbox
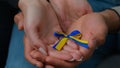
[14,12,24,30]
[24,36,44,68]
[25,26,48,56]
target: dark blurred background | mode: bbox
[0,1,17,68]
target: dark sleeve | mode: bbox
[7,0,49,9]
[5,0,50,9]
[0,0,19,9]
[111,6,120,18]
[7,0,19,9]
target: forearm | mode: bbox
[99,9,120,33]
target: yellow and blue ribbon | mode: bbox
[53,30,89,51]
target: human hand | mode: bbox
[18,0,63,54]
[24,35,76,68]
[66,13,108,61]
[49,0,93,32]
[14,12,24,30]
[24,35,46,68]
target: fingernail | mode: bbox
[77,56,84,62]
[69,58,75,61]
[38,47,47,56]
[35,63,40,67]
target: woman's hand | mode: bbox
[49,0,93,32]
[18,0,62,54]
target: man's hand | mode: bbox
[66,13,108,61]
[49,0,93,32]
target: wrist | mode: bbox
[99,9,120,32]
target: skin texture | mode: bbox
[49,0,93,32]
[18,0,62,52]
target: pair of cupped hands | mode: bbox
[15,0,108,68]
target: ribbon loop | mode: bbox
[53,30,89,51]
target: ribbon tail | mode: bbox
[52,41,59,49]
[55,38,68,51]
[71,38,89,48]
[76,42,89,48]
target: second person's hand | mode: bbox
[18,0,62,54]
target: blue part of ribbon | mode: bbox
[52,42,58,49]
[70,38,89,48]
[53,30,89,49]
[69,30,81,36]
[54,32,64,37]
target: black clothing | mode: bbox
[0,1,18,68]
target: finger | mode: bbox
[45,65,55,68]
[24,36,44,68]
[18,21,24,30]
[62,45,82,61]
[48,46,73,61]
[30,50,46,62]
[67,40,79,50]
[14,12,24,30]
[14,12,21,25]
[70,51,83,61]
[46,57,79,68]
[62,44,78,53]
